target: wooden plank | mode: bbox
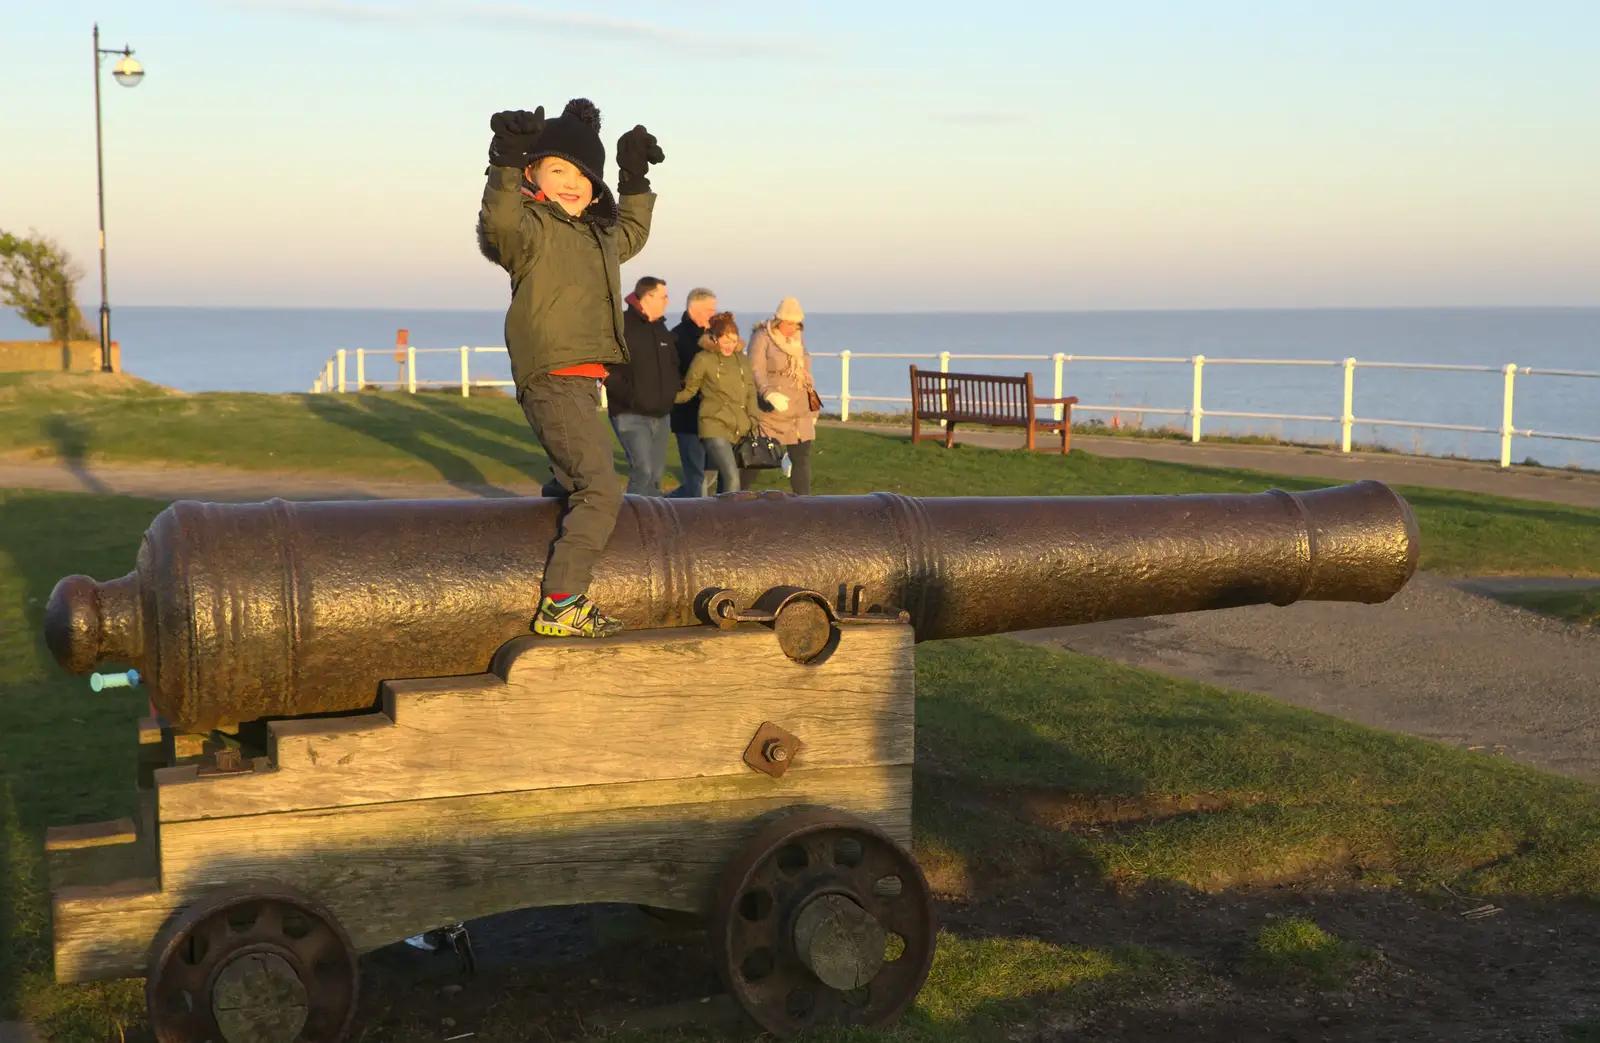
[157,624,915,822]
[45,819,136,851]
[55,764,911,983]
[52,878,166,984]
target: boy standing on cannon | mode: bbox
[477,99,665,638]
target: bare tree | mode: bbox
[0,229,92,344]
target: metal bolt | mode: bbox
[762,739,789,763]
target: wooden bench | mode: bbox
[909,366,1079,453]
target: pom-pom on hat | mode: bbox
[527,98,618,227]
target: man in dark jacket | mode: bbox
[668,287,719,497]
[605,276,680,496]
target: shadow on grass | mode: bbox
[302,392,637,496]
[38,415,109,495]
[424,392,547,446]
[303,394,537,494]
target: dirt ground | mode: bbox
[333,867,1600,1043]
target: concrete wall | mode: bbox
[0,340,121,373]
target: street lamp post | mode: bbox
[93,23,144,373]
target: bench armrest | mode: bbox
[1032,396,1079,405]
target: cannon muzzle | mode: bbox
[45,481,1418,732]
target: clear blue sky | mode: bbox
[3,0,1597,312]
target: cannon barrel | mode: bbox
[45,482,1418,733]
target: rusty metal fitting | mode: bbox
[744,721,803,779]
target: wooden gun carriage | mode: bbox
[40,484,1420,1041]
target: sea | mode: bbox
[4,306,1596,471]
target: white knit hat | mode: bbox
[774,297,805,323]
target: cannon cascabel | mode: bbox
[44,482,1419,733]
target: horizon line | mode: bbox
[86,303,1600,317]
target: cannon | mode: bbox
[40,482,1417,1042]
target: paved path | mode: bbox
[824,422,1600,510]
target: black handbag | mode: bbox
[736,432,785,469]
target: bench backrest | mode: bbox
[911,367,1035,424]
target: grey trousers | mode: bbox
[518,374,623,596]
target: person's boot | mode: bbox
[534,593,623,638]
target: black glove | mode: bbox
[615,124,665,194]
[488,108,545,169]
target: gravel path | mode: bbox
[1013,571,1600,783]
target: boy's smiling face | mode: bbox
[529,157,594,217]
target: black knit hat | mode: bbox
[527,98,618,226]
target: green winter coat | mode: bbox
[674,335,762,442]
[477,165,656,389]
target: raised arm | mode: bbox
[614,192,655,265]
[614,125,664,264]
[478,167,543,273]
[477,109,548,273]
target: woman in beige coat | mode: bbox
[743,297,821,494]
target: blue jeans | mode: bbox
[702,437,741,494]
[610,413,670,496]
[670,431,708,498]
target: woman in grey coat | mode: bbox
[742,296,820,494]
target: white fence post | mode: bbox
[313,377,323,394]
[337,349,347,393]
[356,349,365,391]
[1190,354,1205,443]
[324,359,334,393]
[1341,358,1355,452]
[406,346,417,394]
[840,350,852,423]
[1053,353,1066,421]
[1501,363,1517,469]
[460,346,470,398]
[938,351,950,427]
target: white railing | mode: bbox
[309,347,1600,470]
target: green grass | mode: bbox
[602,937,1179,1043]
[5,488,1600,1041]
[0,488,155,1038]
[3,372,1598,577]
[1247,917,1370,987]
[1566,1018,1600,1042]
[913,638,1600,898]
[1495,588,1600,627]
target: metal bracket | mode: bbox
[697,585,911,631]
[404,921,477,975]
[743,721,803,779]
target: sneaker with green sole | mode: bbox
[533,594,623,638]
